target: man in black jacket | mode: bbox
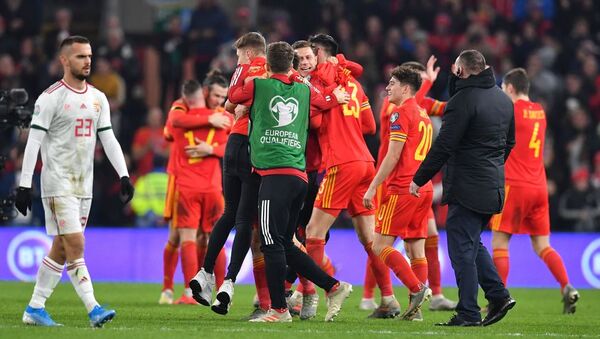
[410,50,516,327]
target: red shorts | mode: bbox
[173,190,224,232]
[490,185,550,236]
[375,192,433,239]
[163,174,177,221]
[315,161,375,217]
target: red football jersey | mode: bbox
[228,57,267,136]
[505,99,547,187]
[377,97,396,168]
[387,97,433,194]
[164,99,187,176]
[318,76,375,168]
[172,108,230,192]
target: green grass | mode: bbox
[0,281,598,338]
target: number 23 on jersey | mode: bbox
[75,118,93,137]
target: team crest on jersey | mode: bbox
[93,100,101,113]
[269,96,299,127]
[34,105,40,116]
[390,112,399,123]
[248,65,263,75]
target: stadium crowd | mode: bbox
[1,0,600,231]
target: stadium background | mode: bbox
[0,0,599,289]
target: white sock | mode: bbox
[382,295,396,305]
[29,256,63,309]
[67,258,98,313]
[184,287,192,297]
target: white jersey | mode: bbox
[31,80,112,198]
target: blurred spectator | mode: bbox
[233,6,255,36]
[90,57,126,112]
[131,107,169,176]
[0,0,40,40]
[563,105,598,172]
[158,14,187,107]
[187,0,232,80]
[43,7,71,58]
[97,27,140,90]
[559,168,600,232]
[130,159,168,228]
[17,37,42,94]
[0,53,20,89]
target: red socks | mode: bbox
[163,241,179,291]
[540,247,569,290]
[306,238,326,270]
[380,246,421,293]
[425,235,442,295]
[493,248,510,286]
[363,259,376,299]
[180,241,197,288]
[253,255,271,310]
[410,257,428,284]
[364,242,393,297]
[215,248,227,289]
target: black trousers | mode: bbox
[446,203,510,321]
[258,175,338,309]
[203,134,259,282]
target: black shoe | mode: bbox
[482,297,516,326]
[435,314,481,327]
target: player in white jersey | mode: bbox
[15,36,134,328]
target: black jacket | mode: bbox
[413,67,515,214]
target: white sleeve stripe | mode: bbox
[230,66,243,87]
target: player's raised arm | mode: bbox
[97,93,134,203]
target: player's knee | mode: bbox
[60,233,85,258]
[491,232,510,249]
[178,228,196,242]
[196,232,209,246]
[372,242,385,256]
[305,223,323,238]
[407,242,425,259]
[531,237,549,256]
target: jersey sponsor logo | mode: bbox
[390,125,401,131]
[390,112,399,123]
[80,103,87,110]
[269,96,300,127]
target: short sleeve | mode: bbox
[97,92,112,132]
[30,93,55,132]
[389,108,409,143]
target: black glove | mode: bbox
[15,187,32,216]
[120,176,135,204]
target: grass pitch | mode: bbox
[0,281,598,338]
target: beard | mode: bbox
[71,69,89,81]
